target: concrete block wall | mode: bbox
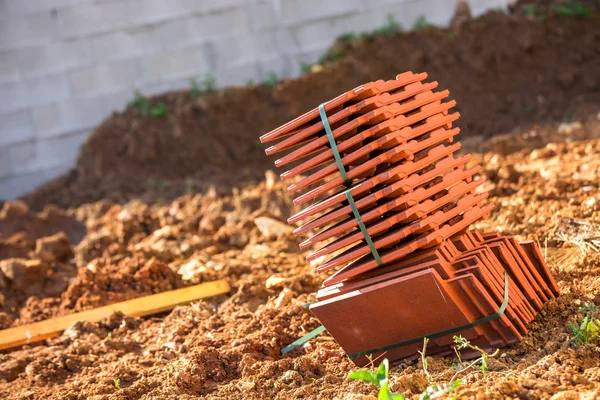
[0,0,511,200]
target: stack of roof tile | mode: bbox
[259,72,559,366]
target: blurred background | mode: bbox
[0,0,514,199]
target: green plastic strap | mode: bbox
[319,103,349,182]
[348,271,510,360]
[345,190,383,266]
[281,325,326,354]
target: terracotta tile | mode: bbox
[260,72,427,144]
[519,240,561,296]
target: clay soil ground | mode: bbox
[1,1,600,399]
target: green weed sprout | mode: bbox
[412,15,433,31]
[570,303,600,346]
[202,73,217,92]
[130,89,167,117]
[452,335,499,378]
[524,5,538,17]
[114,379,121,389]
[551,1,592,17]
[189,78,201,98]
[263,71,279,88]
[150,102,167,117]
[348,359,406,399]
[420,380,463,400]
[131,89,151,115]
[375,14,403,35]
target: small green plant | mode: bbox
[189,78,201,98]
[452,335,499,378]
[349,359,406,399]
[420,380,463,400]
[150,102,167,117]
[570,303,600,346]
[375,14,403,35]
[551,1,592,17]
[300,62,313,75]
[524,5,539,17]
[202,73,217,92]
[131,89,151,115]
[342,32,357,40]
[167,363,174,374]
[263,71,279,88]
[130,89,167,117]
[114,379,121,389]
[412,15,433,31]
[107,331,112,340]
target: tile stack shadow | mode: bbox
[259,72,560,366]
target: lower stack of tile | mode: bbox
[310,229,559,366]
[258,72,560,366]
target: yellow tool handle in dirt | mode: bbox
[0,279,230,351]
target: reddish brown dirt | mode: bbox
[0,118,599,399]
[20,1,600,210]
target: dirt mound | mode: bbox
[0,119,598,398]
[21,3,600,210]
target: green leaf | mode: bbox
[377,359,390,383]
[348,370,379,386]
[379,381,406,400]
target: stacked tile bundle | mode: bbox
[259,72,559,366]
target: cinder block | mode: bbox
[291,12,376,53]
[290,19,343,53]
[17,40,94,79]
[0,110,35,147]
[0,51,21,83]
[34,131,90,171]
[280,0,364,26]
[31,96,108,139]
[0,13,57,51]
[139,46,211,84]
[69,60,138,97]
[0,165,71,200]
[213,59,259,87]
[7,131,89,179]
[188,8,249,40]
[6,140,37,176]
[0,171,47,200]
[127,0,203,27]
[247,2,277,32]
[92,29,162,63]
[0,147,10,180]
[0,0,77,19]
[258,54,295,81]
[103,89,135,115]
[56,1,130,39]
[273,29,298,55]
[0,74,70,114]
[212,31,278,67]
[197,0,246,14]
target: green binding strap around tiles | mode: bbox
[345,190,383,266]
[281,325,326,354]
[347,271,510,360]
[318,103,349,182]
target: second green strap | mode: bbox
[319,103,349,182]
[345,190,383,266]
[347,271,510,360]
